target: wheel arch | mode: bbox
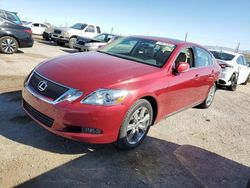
[140,96,158,125]
[0,34,20,47]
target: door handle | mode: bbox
[194,74,199,80]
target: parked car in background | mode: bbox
[22,36,220,149]
[51,23,101,48]
[22,20,32,27]
[74,33,121,52]
[0,12,33,54]
[42,25,54,41]
[0,9,22,25]
[31,23,50,35]
[210,49,250,90]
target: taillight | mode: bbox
[24,29,32,36]
[219,64,233,69]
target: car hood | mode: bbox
[35,52,159,92]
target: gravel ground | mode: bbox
[0,37,250,188]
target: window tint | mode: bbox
[96,26,101,34]
[5,12,22,25]
[86,25,95,33]
[195,47,213,67]
[94,34,106,41]
[99,37,176,67]
[33,23,39,27]
[237,56,247,66]
[40,24,47,28]
[175,48,194,68]
[71,23,87,30]
[210,51,235,61]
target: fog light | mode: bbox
[82,127,102,134]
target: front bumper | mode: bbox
[51,34,69,43]
[22,86,128,144]
[74,43,97,52]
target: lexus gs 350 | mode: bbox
[22,36,220,149]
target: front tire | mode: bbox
[228,74,238,91]
[69,37,77,49]
[116,99,153,150]
[0,36,19,54]
[198,83,216,109]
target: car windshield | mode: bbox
[210,51,235,61]
[94,34,107,41]
[98,37,176,67]
[70,23,87,30]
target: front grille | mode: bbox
[23,100,54,128]
[54,29,61,34]
[28,72,68,100]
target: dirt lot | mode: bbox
[0,37,250,188]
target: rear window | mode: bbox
[210,51,235,61]
[97,26,101,34]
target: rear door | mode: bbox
[237,56,250,84]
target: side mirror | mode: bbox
[177,62,190,73]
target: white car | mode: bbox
[31,23,49,35]
[210,49,250,91]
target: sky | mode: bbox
[0,0,250,50]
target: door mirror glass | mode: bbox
[177,62,190,73]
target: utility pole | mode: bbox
[235,42,240,53]
[110,27,114,34]
[185,32,188,42]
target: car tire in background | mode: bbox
[69,37,77,49]
[197,83,216,109]
[0,36,19,54]
[228,74,238,91]
[116,99,153,150]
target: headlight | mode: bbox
[64,31,69,36]
[57,89,83,103]
[81,89,128,105]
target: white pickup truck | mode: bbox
[51,23,101,48]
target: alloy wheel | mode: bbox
[206,85,216,106]
[126,107,150,145]
[1,38,17,53]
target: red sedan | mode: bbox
[22,36,220,149]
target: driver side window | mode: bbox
[175,48,194,68]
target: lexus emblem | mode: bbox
[38,81,47,91]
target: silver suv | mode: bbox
[51,23,101,48]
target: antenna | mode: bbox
[185,32,188,42]
[235,42,240,53]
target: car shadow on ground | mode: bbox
[35,40,58,47]
[0,91,250,188]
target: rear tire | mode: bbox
[228,74,238,91]
[0,36,19,54]
[197,83,216,109]
[116,99,153,150]
[69,37,77,49]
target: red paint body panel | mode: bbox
[22,37,221,144]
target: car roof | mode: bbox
[131,35,198,47]
[209,49,242,57]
